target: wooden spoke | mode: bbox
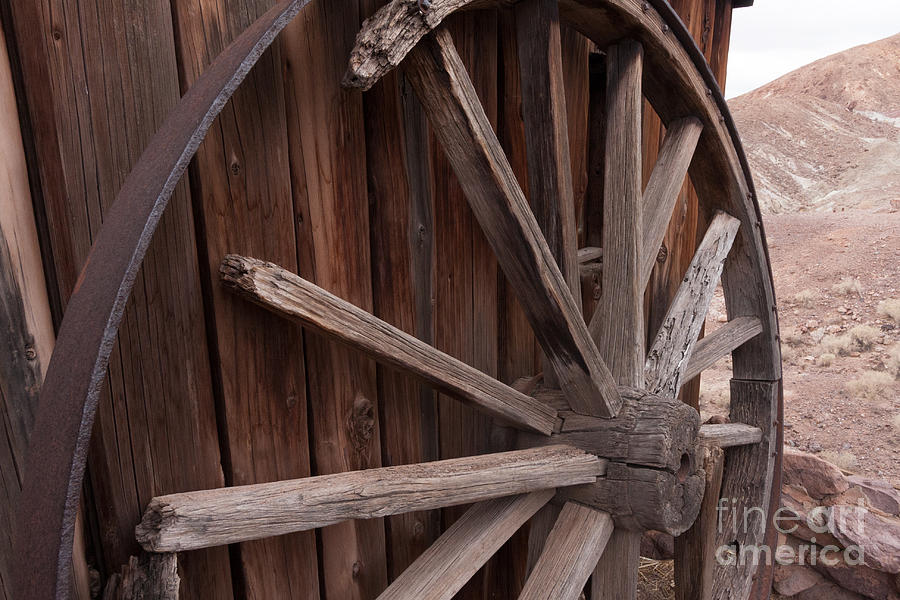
[682,316,763,382]
[136,446,602,552]
[674,446,725,600]
[516,0,580,388]
[589,38,645,600]
[699,423,763,448]
[644,212,740,398]
[519,502,613,600]
[640,117,704,287]
[515,0,579,297]
[404,28,621,417]
[379,491,554,600]
[577,246,602,263]
[221,255,557,434]
[591,531,640,600]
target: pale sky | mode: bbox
[725,0,900,98]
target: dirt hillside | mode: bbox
[729,33,900,213]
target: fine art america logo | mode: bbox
[714,497,865,566]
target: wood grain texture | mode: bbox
[699,423,762,447]
[516,0,580,388]
[591,529,640,600]
[712,380,779,600]
[137,446,603,552]
[222,255,556,434]
[518,386,699,472]
[589,39,645,600]
[19,0,235,594]
[519,502,613,600]
[405,27,621,418]
[281,0,390,594]
[360,0,441,574]
[675,446,724,600]
[589,39,644,387]
[515,0,579,298]
[169,0,317,594]
[645,212,740,398]
[683,316,762,382]
[640,117,703,287]
[102,554,178,600]
[378,491,554,600]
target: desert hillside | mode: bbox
[729,33,900,213]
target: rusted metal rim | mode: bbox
[14,1,311,597]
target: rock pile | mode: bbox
[775,448,900,599]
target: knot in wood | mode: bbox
[349,395,376,452]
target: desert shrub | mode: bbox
[845,370,894,401]
[848,325,880,351]
[819,450,858,471]
[877,298,900,323]
[817,353,836,367]
[782,327,808,347]
[780,344,797,365]
[818,334,853,356]
[792,289,820,308]
[831,277,863,297]
[887,344,900,379]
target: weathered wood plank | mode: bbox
[19,0,235,594]
[640,117,703,287]
[519,502,613,600]
[102,554,179,600]
[712,380,779,599]
[137,446,603,552]
[699,423,762,447]
[169,0,316,594]
[515,0,579,298]
[361,0,441,573]
[645,212,740,398]
[578,247,602,263]
[405,27,621,417]
[284,3,393,593]
[589,39,645,600]
[591,530,639,600]
[674,446,724,600]
[378,491,554,600]
[683,316,762,382]
[222,255,557,434]
[589,39,644,386]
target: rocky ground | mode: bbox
[701,208,900,485]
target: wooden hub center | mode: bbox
[518,385,704,535]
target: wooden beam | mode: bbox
[516,0,580,389]
[640,117,703,287]
[682,316,762,382]
[577,247,602,263]
[645,212,740,398]
[378,491,553,600]
[674,446,724,600]
[136,446,603,552]
[515,0,579,297]
[699,423,762,448]
[404,28,621,417]
[589,39,645,600]
[221,255,557,434]
[519,502,613,600]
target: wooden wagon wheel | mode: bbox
[15,0,782,598]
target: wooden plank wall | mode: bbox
[2,0,737,597]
